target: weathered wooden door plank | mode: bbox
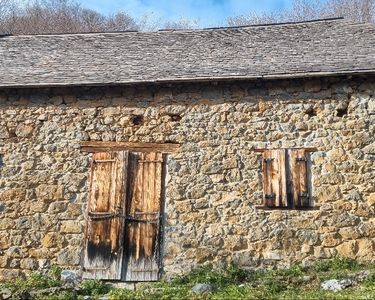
[83,151,129,280]
[123,152,164,282]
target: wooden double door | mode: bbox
[82,151,165,281]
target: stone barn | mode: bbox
[0,18,374,282]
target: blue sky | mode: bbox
[81,0,296,27]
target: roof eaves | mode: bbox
[1,69,374,89]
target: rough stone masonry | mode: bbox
[0,75,374,280]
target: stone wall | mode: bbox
[0,75,374,280]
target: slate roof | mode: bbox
[0,18,375,88]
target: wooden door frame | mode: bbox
[80,141,180,154]
[157,154,168,280]
[81,141,179,282]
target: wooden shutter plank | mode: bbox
[272,150,279,207]
[273,149,287,207]
[262,150,287,208]
[289,149,300,207]
[83,151,128,280]
[289,149,310,208]
[262,150,273,207]
[277,149,288,207]
[279,150,288,207]
[270,150,280,207]
[298,149,310,207]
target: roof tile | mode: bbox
[0,18,374,87]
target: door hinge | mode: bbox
[265,193,276,200]
[126,215,161,224]
[130,269,159,272]
[296,157,307,162]
[88,212,161,223]
[264,158,274,163]
[93,159,116,163]
[134,211,159,215]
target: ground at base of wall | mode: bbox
[1,258,375,300]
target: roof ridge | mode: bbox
[3,17,348,38]
[2,29,140,38]
[201,17,345,31]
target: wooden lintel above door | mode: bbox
[80,141,180,153]
[252,147,317,153]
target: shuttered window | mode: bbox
[261,148,312,209]
[83,151,165,281]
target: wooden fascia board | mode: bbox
[80,141,180,153]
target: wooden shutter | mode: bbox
[83,151,128,280]
[123,152,164,282]
[288,149,310,208]
[263,149,288,207]
[262,149,287,207]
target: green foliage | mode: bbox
[48,265,62,281]
[108,288,132,300]
[39,291,77,300]
[362,272,375,288]
[109,288,150,300]
[4,272,61,291]
[263,277,288,294]
[79,279,111,296]
[225,263,252,283]
[0,259,374,300]
[177,264,227,286]
[210,285,258,300]
[313,257,360,273]
[274,265,305,277]
[173,263,252,288]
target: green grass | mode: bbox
[1,258,375,299]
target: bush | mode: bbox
[1,272,61,291]
[48,265,62,281]
[79,279,111,296]
[313,257,359,273]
